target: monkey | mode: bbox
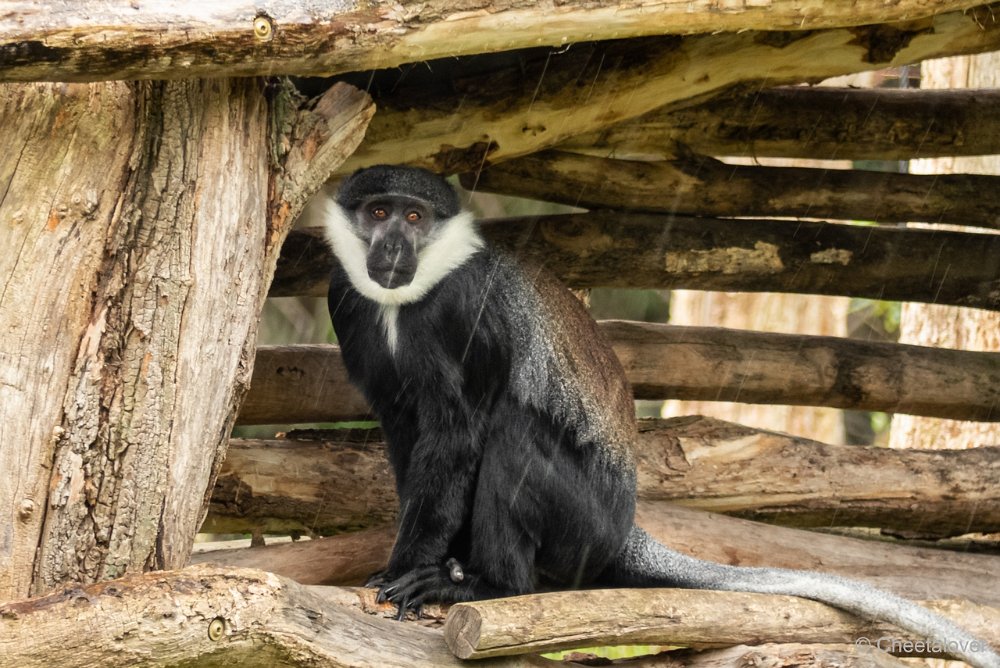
[323,165,999,668]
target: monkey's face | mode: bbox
[354,195,433,289]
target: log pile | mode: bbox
[2,1,1000,666]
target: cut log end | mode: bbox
[444,604,484,659]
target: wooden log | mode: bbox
[335,7,1000,174]
[442,588,1000,660]
[206,417,1000,537]
[609,322,1000,420]
[0,79,371,599]
[0,564,548,668]
[238,324,1000,425]
[198,502,1000,608]
[191,526,397,586]
[464,149,1000,228]
[563,87,1000,161]
[272,217,1000,311]
[634,643,912,667]
[0,1,991,83]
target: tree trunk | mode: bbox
[0,79,372,599]
[889,53,1000,455]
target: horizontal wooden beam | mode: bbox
[273,217,1000,311]
[335,7,1000,174]
[612,322,1000,420]
[563,87,1000,161]
[0,564,540,668]
[443,588,999,661]
[238,323,1000,425]
[0,1,991,83]
[208,417,1000,536]
[464,150,1000,227]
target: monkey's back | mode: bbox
[494,251,638,465]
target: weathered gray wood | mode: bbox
[443,588,1000,660]
[0,80,372,599]
[206,418,1000,537]
[635,644,911,668]
[0,1,990,83]
[238,324,1000,425]
[563,87,1000,161]
[465,150,1000,228]
[272,217,1000,311]
[0,564,550,668]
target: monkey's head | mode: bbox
[325,165,483,305]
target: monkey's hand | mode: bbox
[373,559,493,620]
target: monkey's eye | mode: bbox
[370,207,388,220]
[405,210,422,223]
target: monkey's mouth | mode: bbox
[368,265,416,289]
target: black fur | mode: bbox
[336,164,460,219]
[326,167,1000,667]
[329,249,634,609]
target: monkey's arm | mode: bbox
[382,396,481,573]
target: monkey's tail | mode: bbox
[606,526,1000,668]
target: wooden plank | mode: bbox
[272,218,1000,311]
[237,323,1000,424]
[0,1,990,83]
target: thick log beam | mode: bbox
[206,417,1000,536]
[238,324,1000,425]
[443,588,1000,661]
[272,218,1000,311]
[0,564,548,668]
[197,503,1000,607]
[564,87,1000,161]
[336,6,1000,174]
[0,1,991,83]
[0,79,371,599]
[464,150,1000,228]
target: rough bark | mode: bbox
[443,589,1000,660]
[272,218,1000,310]
[633,644,911,668]
[191,526,398,586]
[465,149,1000,228]
[336,6,1000,174]
[0,564,553,668]
[0,1,991,83]
[5,563,984,668]
[0,80,372,599]
[563,87,1000,161]
[238,324,1000,425]
[197,502,1000,607]
[205,417,1000,537]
